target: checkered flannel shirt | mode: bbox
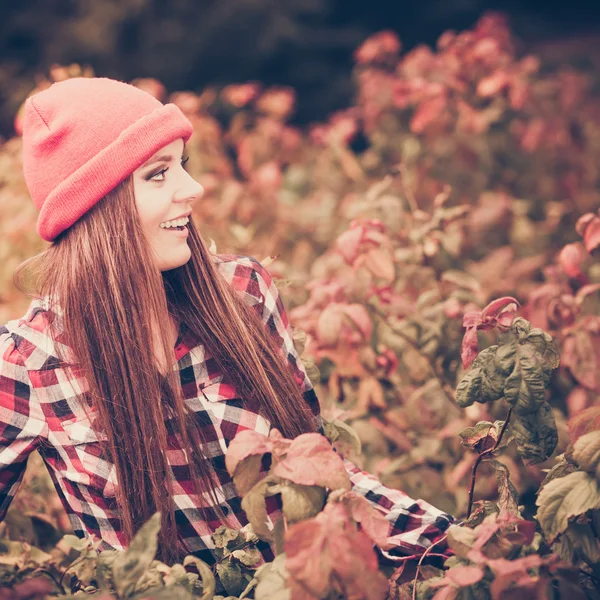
[0,254,455,568]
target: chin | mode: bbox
[158,250,192,272]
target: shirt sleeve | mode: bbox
[0,328,49,522]
[247,257,456,563]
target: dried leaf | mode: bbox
[216,559,246,597]
[573,431,600,480]
[536,470,600,542]
[278,482,326,524]
[487,459,519,516]
[255,554,291,600]
[509,404,558,465]
[112,511,161,598]
[241,475,280,542]
[322,418,362,461]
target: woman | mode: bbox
[0,77,455,572]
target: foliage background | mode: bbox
[1,3,600,599]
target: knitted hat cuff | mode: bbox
[37,103,193,242]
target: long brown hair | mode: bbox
[14,175,317,564]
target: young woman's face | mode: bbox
[132,138,203,271]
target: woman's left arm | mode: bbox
[244,257,458,559]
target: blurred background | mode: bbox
[2,0,600,138]
[1,0,600,583]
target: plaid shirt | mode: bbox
[0,254,455,570]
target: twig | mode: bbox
[466,407,513,519]
[411,535,448,600]
[396,164,420,215]
[30,567,66,593]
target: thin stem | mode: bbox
[396,164,419,214]
[30,568,65,594]
[411,535,448,600]
[466,407,513,519]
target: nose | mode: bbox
[173,171,204,205]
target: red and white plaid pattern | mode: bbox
[0,254,455,569]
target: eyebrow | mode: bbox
[140,144,187,169]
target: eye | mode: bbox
[149,167,168,182]
[147,157,190,182]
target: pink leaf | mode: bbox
[225,430,273,478]
[481,297,520,321]
[274,433,351,491]
[341,304,373,342]
[317,305,343,346]
[285,503,388,600]
[334,491,391,548]
[581,215,600,253]
[461,326,480,370]
[336,227,364,264]
[446,565,485,587]
[558,243,587,278]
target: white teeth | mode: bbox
[160,216,190,229]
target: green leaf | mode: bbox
[556,521,600,566]
[278,482,326,524]
[231,547,262,567]
[536,470,600,542]
[509,403,558,465]
[216,559,246,597]
[112,511,161,598]
[212,526,244,550]
[503,343,547,415]
[322,419,362,460]
[540,456,578,490]
[240,475,280,542]
[573,431,600,480]
[95,550,119,589]
[255,554,291,600]
[459,422,498,454]
[456,346,500,407]
[183,555,215,600]
[447,525,478,559]
[130,585,194,600]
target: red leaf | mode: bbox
[580,214,600,253]
[558,243,586,278]
[477,71,509,97]
[481,297,520,321]
[285,503,388,600]
[461,325,480,370]
[446,565,485,587]
[317,305,344,346]
[333,491,391,547]
[342,304,374,342]
[273,433,351,491]
[336,226,364,264]
[410,96,447,134]
[225,430,273,478]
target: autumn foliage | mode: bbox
[1,10,600,600]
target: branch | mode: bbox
[466,407,513,519]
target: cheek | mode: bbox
[134,187,167,229]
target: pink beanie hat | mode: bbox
[21,77,194,242]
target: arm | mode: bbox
[247,257,456,562]
[0,328,49,522]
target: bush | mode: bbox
[1,11,600,599]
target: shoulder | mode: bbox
[213,254,275,305]
[1,297,60,371]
